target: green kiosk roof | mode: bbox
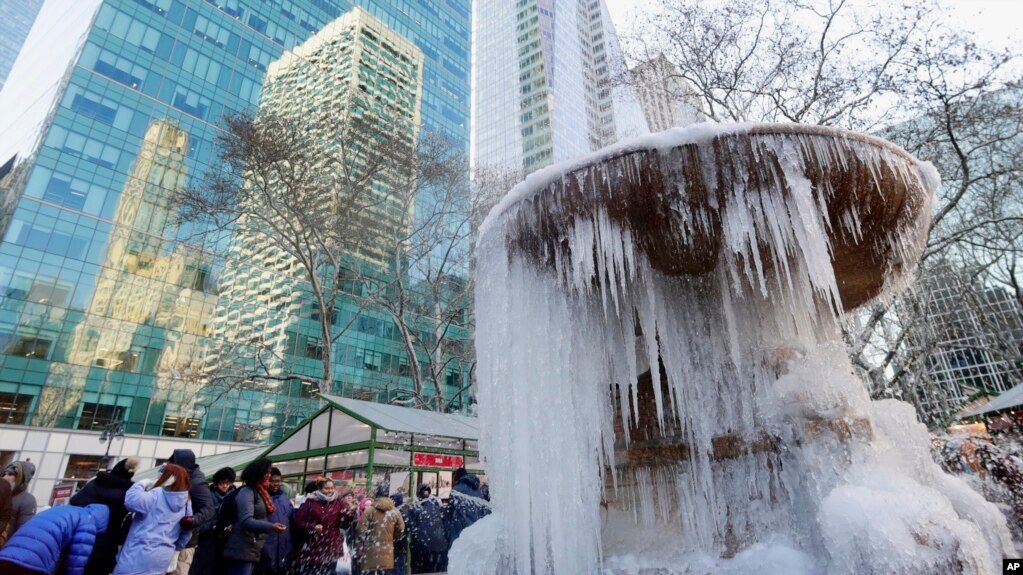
[136,396,481,483]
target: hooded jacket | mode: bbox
[355,496,405,572]
[407,486,447,555]
[168,449,214,548]
[113,482,192,575]
[0,503,110,575]
[3,461,37,542]
[444,474,491,546]
[70,458,137,575]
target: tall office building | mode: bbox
[210,8,428,399]
[630,54,705,132]
[901,264,1023,421]
[471,0,648,180]
[0,0,44,91]
[0,0,470,503]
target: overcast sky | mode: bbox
[603,0,1023,53]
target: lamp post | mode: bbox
[97,417,126,473]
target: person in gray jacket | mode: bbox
[221,458,285,575]
[1,461,37,545]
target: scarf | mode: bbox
[256,482,276,514]
[313,489,338,503]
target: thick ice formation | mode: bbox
[461,123,1013,574]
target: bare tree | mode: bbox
[178,98,472,407]
[622,0,934,130]
[623,0,1023,421]
[344,132,476,412]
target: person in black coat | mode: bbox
[188,467,236,575]
[407,484,447,574]
[69,457,139,575]
[166,450,215,575]
[443,468,491,549]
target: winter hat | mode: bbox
[390,493,404,508]
[416,483,432,498]
[339,487,354,499]
[374,481,390,498]
[212,467,237,484]
[4,461,35,492]
[111,456,140,480]
[453,467,467,483]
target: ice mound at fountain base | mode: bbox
[462,123,1014,574]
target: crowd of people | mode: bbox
[0,452,491,575]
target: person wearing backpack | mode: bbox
[189,467,236,575]
[221,458,286,575]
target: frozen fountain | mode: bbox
[459,124,1015,574]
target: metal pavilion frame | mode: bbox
[259,394,482,495]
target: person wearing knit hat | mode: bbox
[188,467,237,575]
[70,456,139,575]
[110,457,140,481]
[2,461,37,544]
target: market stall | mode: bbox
[263,394,482,497]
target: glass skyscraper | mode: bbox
[0,0,472,467]
[0,0,44,91]
[471,0,647,178]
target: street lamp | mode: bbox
[97,417,126,473]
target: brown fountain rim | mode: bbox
[483,122,921,235]
[583,123,920,181]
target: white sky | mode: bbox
[604,0,1023,53]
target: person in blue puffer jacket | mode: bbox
[0,503,110,575]
[113,463,193,575]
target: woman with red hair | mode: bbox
[113,463,194,575]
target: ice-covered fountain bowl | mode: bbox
[492,123,938,312]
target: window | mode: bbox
[5,336,52,359]
[304,338,324,360]
[0,393,31,424]
[162,415,200,438]
[64,454,105,484]
[78,403,119,431]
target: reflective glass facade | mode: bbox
[0,0,471,443]
[0,0,44,91]
[471,0,645,177]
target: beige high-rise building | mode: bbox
[210,8,426,388]
[630,55,705,132]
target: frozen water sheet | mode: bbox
[461,122,1014,574]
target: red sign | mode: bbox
[50,483,76,506]
[412,453,463,469]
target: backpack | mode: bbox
[216,487,240,538]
